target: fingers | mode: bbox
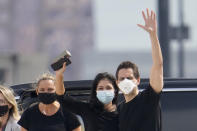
[151,10,153,19]
[137,24,144,28]
[146,8,150,17]
[153,11,156,21]
[137,24,147,31]
[144,8,155,20]
[139,9,157,33]
[140,9,157,26]
[142,11,147,21]
[55,62,67,75]
[63,62,66,69]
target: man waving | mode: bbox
[117,9,163,131]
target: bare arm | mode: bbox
[72,126,82,131]
[21,127,27,131]
[55,65,82,130]
[137,9,163,93]
[55,63,66,95]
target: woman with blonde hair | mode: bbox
[18,73,81,131]
[0,85,20,131]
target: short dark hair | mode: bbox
[116,61,140,79]
[89,72,119,113]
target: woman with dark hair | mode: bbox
[55,63,119,131]
[89,72,119,113]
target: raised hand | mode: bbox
[137,9,163,93]
[55,62,66,76]
[137,8,157,34]
[55,62,66,95]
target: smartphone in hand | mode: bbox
[51,50,71,71]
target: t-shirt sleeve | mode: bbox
[64,110,81,131]
[141,84,161,106]
[17,109,30,130]
[57,94,88,115]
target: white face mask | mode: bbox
[118,79,137,94]
[96,90,115,104]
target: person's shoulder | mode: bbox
[141,84,161,95]
[7,116,18,125]
[117,100,125,107]
[139,84,161,104]
[18,103,39,129]
[23,103,39,114]
[62,107,77,117]
[117,100,126,112]
[6,116,21,131]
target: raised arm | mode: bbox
[137,9,163,93]
[72,127,82,131]
[21,127,28,131]
[54,63,87,115]
[55,63,66,95]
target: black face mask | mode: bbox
[0,105,9,117]
[38,93,57,104]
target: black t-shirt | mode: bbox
[18,103,80,131]
[118,85,161,131]
[57,95,119,131]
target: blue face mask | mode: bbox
[96,90,115,104]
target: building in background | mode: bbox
[81,50,197,80]
[0,0,197,85]
[41,0,94,80]
[0,0,94,85]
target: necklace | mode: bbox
[42,109,47,115]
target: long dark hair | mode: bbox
[89,72,119,113]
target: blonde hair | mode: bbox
[0,85,20,120]
[35,72,55,88]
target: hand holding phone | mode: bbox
[51,50,71,71]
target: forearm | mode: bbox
[55,73,65,95]
[149,32,163,93]
[21,127,28,131]
[57,95,85,115]
[72,126,82,131]
[138,9,163,92]
[149,32,163,66]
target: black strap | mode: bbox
[60,106,69,131]
[159,102,162,131]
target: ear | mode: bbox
[137,77,141,86]
[8,103,12,109]
[116,80,119,85]
[36,88,39,95]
